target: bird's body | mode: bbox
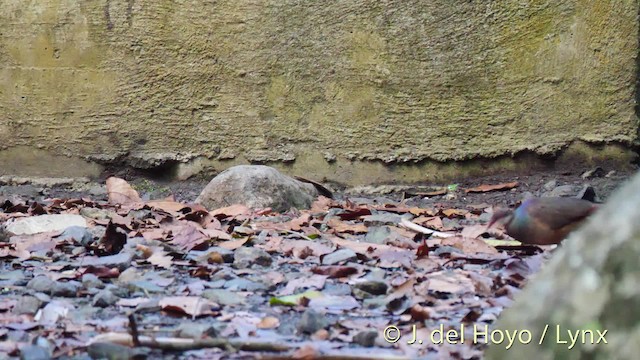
[489,197,599,245]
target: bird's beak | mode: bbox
[487,209,508,229]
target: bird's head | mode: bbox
[487,208,514,229]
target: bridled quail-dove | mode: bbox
[488,197,599,245]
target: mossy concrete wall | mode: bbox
[0,1,638,185]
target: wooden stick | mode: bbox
[87,332,289,352]
[398,218,455,238]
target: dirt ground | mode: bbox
[3,165,631,208]
[0,164,635,360]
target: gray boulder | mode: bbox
[195,165,318,212]
[486,172,640,359]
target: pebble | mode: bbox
[81,274,105,290]
[88,184,107,198]
[233,247,272,268]
[87,342,150,360]
[353,280,388,295]
[361,213,403,226]
[57,226,92,246]
[581,167,605,179]
[322,283,353,296]
[128,209,153,221]
[544,185,574,197]
[362,297,387,309]
[478,212,492,223]
[542,180,557,191]
[51,281,81,297]
[322,249,357,265]
[27,276,55,293]
[175,323,218,339]
[104,284,130,298]
[296,309,327,334]
[189,247,234,263]
[33,293,51,303]
[353,330,378,347]
[521,191,535,201]
[442,217,461,230]
[12,296,42,315]
[89,252,134,271]
[93,289,120,308]
[352,288,375,299]
[79,207,113,220]
[364,226,390,244]
[202,289,246,306]
[86,226,106,247]
[433,246,464,257]
[19,345,50,360]
[576,185,598,202]
[223,278,268,292]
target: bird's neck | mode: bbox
[508,208,528,230]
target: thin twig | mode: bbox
[262,355,411,360]
[127,313,140,347]
[399,218,455,238]
[87,332,289,352]
[283,230,315,241]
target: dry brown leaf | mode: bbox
[257,236,284,253]
[263,271,286,286]
[289,213,311,231]
[337,208,372,221]
[106,177,142,205]
[385,276,416,302]
[467,271,494,296]
[210,204,250,218]
[421,270,475,294]
[413,258,440,272]
[282,239,333,258]
[200,228,232,241]
[376,248,414,269]
[291,344,319,359]
[311,266,358,278]
[136,244,154,258]
[311,329,330,341]
[441,208,469,218]
[327,235,393,256]
[410,304,431,321]
[414,216,447,231]
[169,223,209,251]
[206,252,224,264]
[146,200,188,213]
[408,207,438,216]
[310,196,335,212]
[464,181,519,193]
[461,224,489,239]
[147,248,173,269]
[216,237,249,250]
[252,222,293,232]
[441,236,498,254]
[279,275,327,295]
[141,228,166,241]
[11,232,59,259]
[257,316,280,329]
[326,218,368,234]
[158,296,218,317]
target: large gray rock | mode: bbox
[486,172,640,360]
[195,165,318,212]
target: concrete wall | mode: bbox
[0,1,638,185]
